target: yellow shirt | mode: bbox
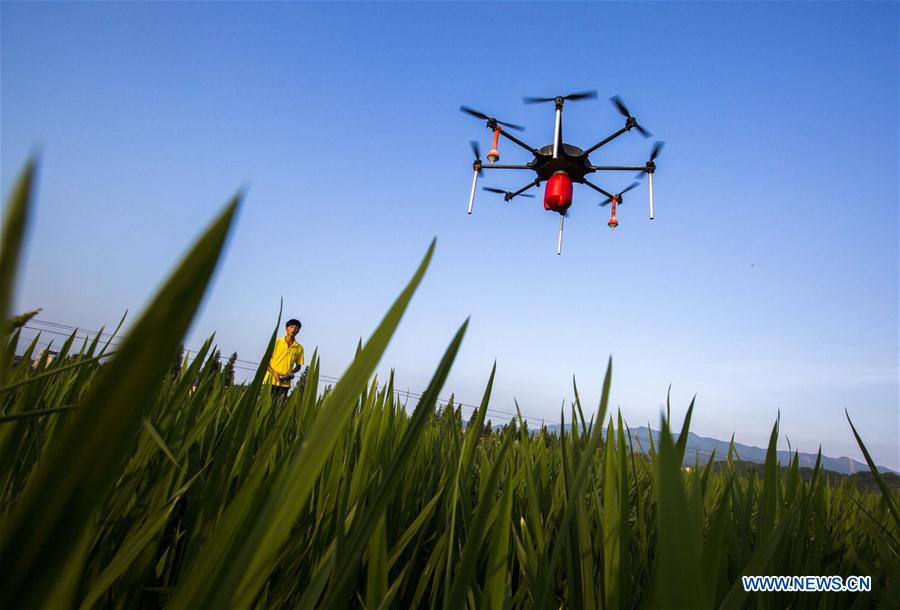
[265,336,304,387]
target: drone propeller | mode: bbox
[470,140,484,175]
[523,90,598,104]
[460,105,525,131]
[483,186,535,200]
[599,182,640,206]
[610,95,652,138]
[635,141,665,179]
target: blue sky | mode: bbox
[2,2,897,469]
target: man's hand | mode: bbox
[278,373,295,383]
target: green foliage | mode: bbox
[5,307,42,332]
[170,344,185,381]
[223,352,238,387]
[1,164,897,609]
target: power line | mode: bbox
[18,319,557,426]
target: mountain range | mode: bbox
[538,424,896,476]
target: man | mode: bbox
[265,318,305,403]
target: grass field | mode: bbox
[2,164,898,609]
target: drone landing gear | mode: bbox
[467,167,479,215]
[467,141,484,215]
[557,214,564,256]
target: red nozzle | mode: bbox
[488,127,501,163]
[608,195,619,228]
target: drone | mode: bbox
[462,90,665,254]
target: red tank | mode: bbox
[543,171,573,213]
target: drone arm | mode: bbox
[583,126,630,156]
[508,178,541,200]
[581,178,615,200]
[479,164,533,170]
[496,129,540,155]
[589,165,646,171]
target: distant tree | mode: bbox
[223,351,237,386]
[209,349,222,375]
[170,344,184,380]
[467,408,479,429]
[438,396,459,428]
[483,418,493,437]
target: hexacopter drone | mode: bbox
[462,90,664,254]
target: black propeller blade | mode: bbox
[483,187,535,200]
[600,181,640,206]
[460,105,525,131]
[470,140,481,162]
[470,141,484,175]
[523,90,598,104]
[610,95,652,138]
[635,141,665,179]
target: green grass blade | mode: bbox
[0,160,36,388]
[365,515,389,609]
[0,195,240,609]
[0,404,76,423]
[602,416,621,610]
[388,489,444,570]
[674,394,696,462]
[168,239,435,610]
[442,360,497,609]
[702,475,733,605]
[655,416,708,610]
[320,319,468,610]
[845,409,900,528]
[757,416,780,540]
[446,429,515,610]
[78,503,177,609]
[0,350,117,393]
[717,517,790,610]
[483,462,515,610]
[535,357,612,608]
[141,417,185,473]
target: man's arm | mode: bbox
[290,353,304,375]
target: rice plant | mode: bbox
[1,163,897,609]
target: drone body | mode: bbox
[462,91,664,254]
